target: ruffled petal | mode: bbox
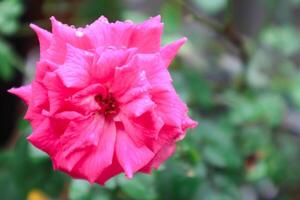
[44,37,67,64]
[96,153,123,185]
[35,60,58,82]
[129,15,163,53]
[50,16,93,50]
[42,72,76,114]
[54,111,84,120]
[75,120,116,183]
[131,53,173,92]
[56,45,92,88]
[111,55,151,103]
[120,94,155,117]
[116,129,154,178]
[30,24,52,59]
[56,115,105,172]
[160,37,187,67]
[140,143,176,173]
[84,16,134,48]
[8,84,32,105]
[89,48,137,83]
[152,89,187,127]
[27,118,59,156]
[24,82,48,128]
[120,110,164,149]
[69,83,106,113]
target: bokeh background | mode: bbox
[1,0,300,199]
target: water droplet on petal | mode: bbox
[75,30,84,37]
[140,70,146,80]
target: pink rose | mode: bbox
[9,16,197,184]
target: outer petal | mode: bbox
[96,153,123,185]
[120,110,164,149]
[116,129,154,178]
[27,118,59,156]
[152,144,176,168]
[84,16,134,48]
[140,143,176,173]
[8,84,32,105]
[160,37,187,67]
[30,24,52,59]
[130,15,163,53]
[152,89,188,127]
[82,16,109,47]
[55,115,105,172]
[152,125,182,152]
[131,53,173,92]
[24,81,48,129]
[50,16,93,50]
[75,120,116,183]
[44,36,67,64]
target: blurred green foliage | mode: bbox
[1,0,300,200]
[0,0,23,81]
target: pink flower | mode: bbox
[8,16,197,184]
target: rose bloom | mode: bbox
[9,16,197,185]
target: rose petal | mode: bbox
[55,45,92,88]
[27,118,59,156]
[76,120,116,183]
[50,16,93,50]
[130,15,163,53]
[116,129,154,178]
[30,24,52,59]
[160,37,187,67]
[8,84,32,105]
[56,115,105,172]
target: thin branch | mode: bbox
[175,0,223,33]
[175,0,249,64]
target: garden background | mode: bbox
[1,0,300,199]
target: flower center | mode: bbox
[94,93,119,117]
